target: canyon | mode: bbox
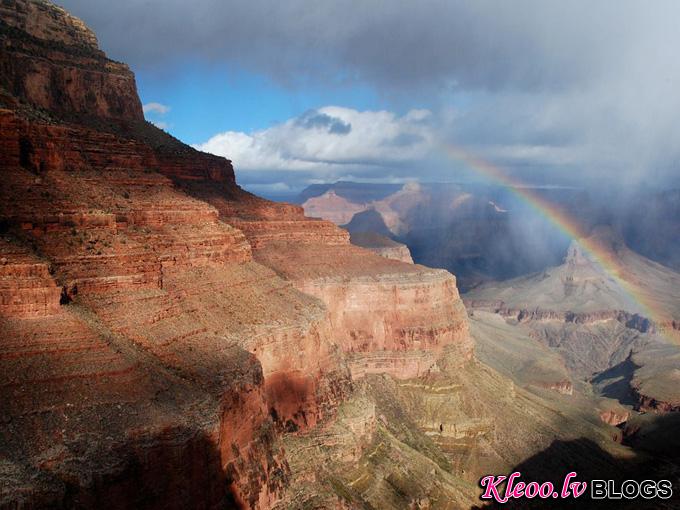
[300,181,680,293]
[301,182,573,291]
[0,2,677,510]
[466,231,680,431]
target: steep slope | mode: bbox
[0,3,663,509]
[0,1,480,507]
[184,186,473,381]
[0,2,350,507]
[466,230,680,414]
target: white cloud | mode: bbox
[151,120,170,130]
[143,102,171,115]
[195,107,436,174]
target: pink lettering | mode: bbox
[511,481,526,498]
[570,481,587,498]
[480,475,508,503]
[538,482,554,498]
[561,472,577,497]
[525,481,540,498]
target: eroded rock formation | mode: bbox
[0,2,476,508]
[349,232,414,264]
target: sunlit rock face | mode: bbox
[0,1,476,507]
[240,237,472,379]
[191,183,474,382]
[350,232,414,264]
[0,0,143,121]
[0,2,353,507]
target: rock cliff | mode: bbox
[466,234,680,424]
[0,2,476,508]
[349,232,414,264]
[0,0,142,122]
[0,2,348,506]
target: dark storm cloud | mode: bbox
[56,0,652,91]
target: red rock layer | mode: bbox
[0,0,142,121]
[0,161,345,506]
[0,1,474,507]
[0,123,351,427]
[465,299,655,334]
[350,232,414,264]
[0,2,351,506]
[198,191,474,380]
[193,187,472,380]
[633,388,680,414]
[0,239,61,317]
[191,190,472,381]
[599,409,630,426]
[0,297,285,509]
[201,191,350,248]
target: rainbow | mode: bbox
[441,143,670,338]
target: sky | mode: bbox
[59,0,680,195]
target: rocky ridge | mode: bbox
[0,2,478,508]
[349,231,414,264]
[466,233,680,420]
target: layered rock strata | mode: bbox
[0,2,352,507]
[186,183,473,381]
[349,232,414,264]
[0,2,476,508]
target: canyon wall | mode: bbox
[465,299,655,333]
[0,2,475,508]
[190,186,472,380]
[349,232,414,263]
[0,0,142,122]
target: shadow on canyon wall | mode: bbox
[470,414,680,509]
[6,427,244,510]
[591,355,641,407]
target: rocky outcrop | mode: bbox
[0,2,486,508]
[465,234,680,335]
[599,408,630,426]
[539,380,574,395]
[632,385,680,414]
[0,2,354,507]
[0,293,289,509]
[192,185,473,380]
[0,0,143,122]
[0,239,61,317]
[464,299,655,334]
[249,241,472,379]
[202,192,351,248]
[350,232,414,264]
[302,189,367,225]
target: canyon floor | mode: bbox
[1,2,679,510]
